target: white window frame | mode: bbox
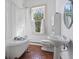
[31,5,46,35]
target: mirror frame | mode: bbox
[64,0,73,29]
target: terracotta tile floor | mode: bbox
[19,45,54,59]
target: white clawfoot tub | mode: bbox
[6,37,30,59]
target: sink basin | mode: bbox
[48,35,70,46]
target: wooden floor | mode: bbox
[19,45,54,59]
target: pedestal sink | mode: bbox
[48,35,70,59]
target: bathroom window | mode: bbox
[31,5,46,34]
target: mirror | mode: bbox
[64,12,73,29]
[64,0,73,29]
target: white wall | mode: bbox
[5,0,12,40]
[56,0,73,59]
[11,0,24,8]
[25,8,32,36]
[5,0,26,40]
[15,8,26,37]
